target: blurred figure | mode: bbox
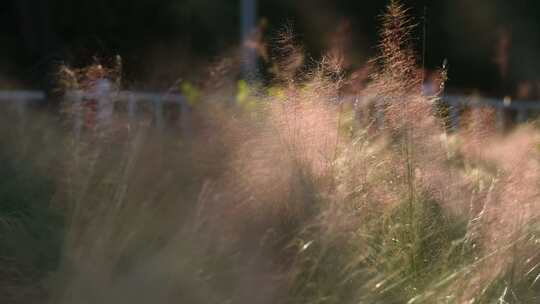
[81,65,113,135]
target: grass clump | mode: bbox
[0,109,64,303]
[3,1,540,303]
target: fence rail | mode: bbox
[0,90,46,102]
[1,90,539,132]
[441,95,539,130]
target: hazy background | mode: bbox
[2,0,540,97]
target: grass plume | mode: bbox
[2,1,540,303]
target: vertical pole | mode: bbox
[128,94,137,121]
[496,107,505,132]
[15,99,27,134]
[154,97,164,130]
[241,0,257,79]
[96,79,113,132]
[180,98,192,140]
[517,108,528,123]
[72,91,83,141]
[128,93,137,134]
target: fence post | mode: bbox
[128,93,137,121]
[180,97,192,140]
[517,108,528,123]
[95,79,114,134]
[154,96,164,130]
[71,91,83,141]
[496,107,505,132]
[241,0,257,79]
[15,99,27,134]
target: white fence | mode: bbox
[66,90,193,140]
[443,95,540,131]
[0,90,46,117]
[1,90,539,133]
[0,90,192,138]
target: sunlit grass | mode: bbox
[2,1,540,303]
